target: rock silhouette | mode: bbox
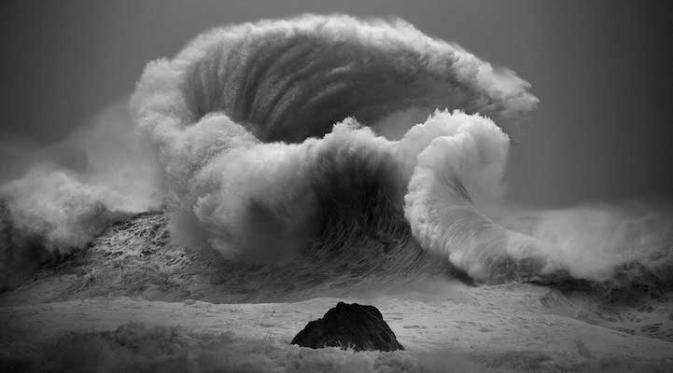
[291,302,404,351]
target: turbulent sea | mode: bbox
[1,15,673,373]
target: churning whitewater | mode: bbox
[1,15,672,293]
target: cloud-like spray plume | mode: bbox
[128,15,535,274]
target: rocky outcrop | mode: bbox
[291,302,404,351]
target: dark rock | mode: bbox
[291,302,404,351]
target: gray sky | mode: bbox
[1,0,672,206]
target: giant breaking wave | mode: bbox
[2,15,672,293]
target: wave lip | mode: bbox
[133,14,537,144]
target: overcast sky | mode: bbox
[1,0,672,206]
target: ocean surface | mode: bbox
[1,15,672,372]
